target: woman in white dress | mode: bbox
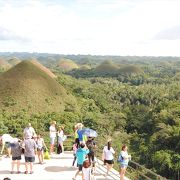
[57,125,64,153]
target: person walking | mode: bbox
[72,143,89,180]
[118,145,131,180]
[49,121,56,155]
[72,138,79,166]
[22,135,37,174]
[82,160,92,180]
[102,141,115,176]
[86,137,96,170]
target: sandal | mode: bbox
[24,171,28,174]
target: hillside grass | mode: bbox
[0,61,77,113]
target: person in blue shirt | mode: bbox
[72,143,89,180]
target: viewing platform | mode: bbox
[0,151,128,180]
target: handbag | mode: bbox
[44,151,50,159]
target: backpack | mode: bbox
[117,154,123,163]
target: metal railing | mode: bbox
[63,135,167,180]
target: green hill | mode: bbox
[57,58,79,71]
[0,58,11,70]
[0,61,77,113]
[8,57,21,66]
[94,60,119,73]
[119,65,143,74]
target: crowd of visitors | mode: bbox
[0,121,131,180]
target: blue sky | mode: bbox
[0,0,180,56]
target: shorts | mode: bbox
[5,142,11,148]
[104,159,114,165]
[37,147,43,151]
[50,137,56,145]
[12,156,21,160]
[25,156,35,162]
[58,137,63,143]
[77,164,83,171]
[120,164,128,168]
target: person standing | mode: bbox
[10,139,22,174]
[36,134,47,164]
[23,123,36,139]
[102,141,115,176]
[22,135,37,174]
[0,134,14,157]
[49,121,56,154]
[118,145,131,180]
[72,143,89,180]
[57,125,64,153]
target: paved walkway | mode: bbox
[0,152,128,180]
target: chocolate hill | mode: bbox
[0,61,76,113]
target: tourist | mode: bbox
[49,121,56,154]
[72,138,79,166]
[10,138,22,174]
[77,123,84,144]
[73,125,79,147]
[72,143,89,180]
[22,135,37,174]
[0,134,14,157]
[86,137,96,170]
[82,160,92,180]
[118,145,131,180]
[36,134,47,164]
[102,141,115,176]
[23,123,36,139]
[57,125,64,153]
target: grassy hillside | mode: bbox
[57,58,79,71]
[94,60,119,73]
[8,57,21,66]
[119,65,143,74]
[30,59,57,78]
[0,58,11,70]
[0,61,77,113]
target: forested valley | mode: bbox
[0,53,179,179]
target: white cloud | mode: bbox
[0,0,180,55]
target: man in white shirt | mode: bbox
[23,123,36,139]
[49,121,56,154]
[0,134,14,157]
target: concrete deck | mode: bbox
[0,152,128,180]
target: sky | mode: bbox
[0,0,180,56]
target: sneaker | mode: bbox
[24,171,28,174]
[17,171,21,174]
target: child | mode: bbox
[72,143,89,180]
[36,134,47,164]
[72,139,79,166]
[10,138,22,174]
[82,160,92,180]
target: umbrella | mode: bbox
[80,128,98,137]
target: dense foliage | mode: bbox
[0,55,179,179]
